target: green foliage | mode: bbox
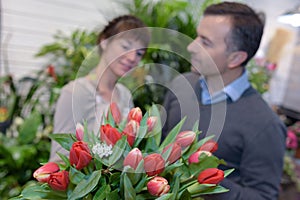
[246,59,271,94]
[35,29,98,87]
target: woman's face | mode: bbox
[101,37,146,77]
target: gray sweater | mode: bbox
[162,72,286,200]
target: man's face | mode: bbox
[187,15,232,77]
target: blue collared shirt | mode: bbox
[199,71,250,105]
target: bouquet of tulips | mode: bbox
[14,103,233,199]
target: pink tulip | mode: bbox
[198,140,218,153]
[162,142,181,164]
[175,131,196,148]
[147,116,157,132]
[147,176,170,196]
[123,148,143,170]
[109,102,121,124]
[122,120,139,147]
[188,150,211,164]
[48,170,69,191]
[127,107,142,123]
[197,168,224,184]
[144,153,165,176]
[33,162,60,183]
[76,123,84,141]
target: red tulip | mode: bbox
[109,102,121,124]
[198,140,218,153]
[33,162,60,183]
[147,116,157,132]
[70,141,92,170]
[147,176,170,196]
[48,170,69,191]
[197,168,224,184]
[144,153,165,176]
[123,148,143,170]
[188,150,211,164]
[127,107,142,123]
[100,124,122,146]
[175,131,196,148]
[162,142,181,164]
[122,120,139,146]
[76,123,84,141]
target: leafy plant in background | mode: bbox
[35,29,98,88]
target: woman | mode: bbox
[49,15,150,162]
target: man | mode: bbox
[162,2,286,199]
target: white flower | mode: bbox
[92,143,113,158]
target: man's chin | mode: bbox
[191,66,201,75]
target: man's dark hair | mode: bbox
[204,2,265,66]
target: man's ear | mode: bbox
[228,51,248,68]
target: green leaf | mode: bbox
[170,175,180,200]
[155,193,174,200]
[107,189,120,200]
[187,183,216,194]
[108,136,127,166]
[160,117,186,150]
[123,173,136,200]
[190,185,229,197]
[69,167,85,184]
[133,113,149,147]
[57,152,70,167]
[178,189,192,200]
[188,155,221,177]
[18,111,41,144]
[48,133,75,151]
[224,168,235,177]
[93,184,109,200]
[134,175,148,193]
[69,170,101,200]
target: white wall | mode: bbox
[0,0,128,79]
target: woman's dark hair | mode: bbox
[97,15,150,54]
[204,2,264,66]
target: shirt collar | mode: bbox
[199,70,250,105]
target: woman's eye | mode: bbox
[136,50,145,57]
[122,45,129,50]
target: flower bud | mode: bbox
[48,170,69,191]
[175,131,196,148]
[144,153,165,176]
[70,141,92,170]
[127,107,142,123]
[197,168,224,184]
[286,130,298,149]
[100,124,122,146]
[122,120,139,147]
[109,102,121,124]
[162,142,181,164]
[147,176,170,196]
[147,116,157,132]
[33,162,60,183]
[188,150,211,164]
[76,123,84,141]
[123,148,143,170]
[198,140,218,153]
